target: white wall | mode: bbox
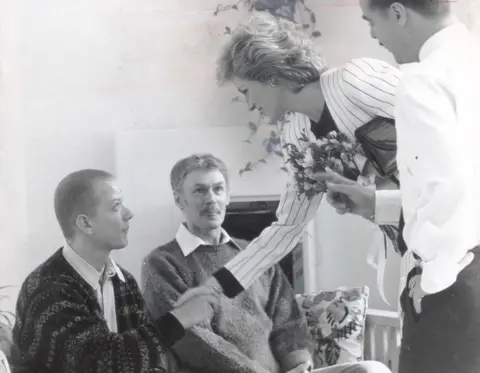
[0,0,29,310]
[0,0,477,312]
[472,0,480,34]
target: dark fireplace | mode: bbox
[222,199,304,292]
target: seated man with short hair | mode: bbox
[11,169,218,373]
[142,153,313,373]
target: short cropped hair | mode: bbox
[54,169,113,239]
[369,0,450,17]
[170,153,229,194]
[216,11,326,88]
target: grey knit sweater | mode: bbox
[141,238,312,373]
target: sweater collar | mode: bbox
[175,223,232,256]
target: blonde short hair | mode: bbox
[54,169,114,239]
[217,11,326,88]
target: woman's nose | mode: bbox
[124,206,134,220]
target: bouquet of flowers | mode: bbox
[283,129,400,255]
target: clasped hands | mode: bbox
[170,276,222,329]
[172,281,313,373]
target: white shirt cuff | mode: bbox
[374,190,402,225]
[421,256,458,294]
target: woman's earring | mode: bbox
[269,79,277,87]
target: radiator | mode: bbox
[364,309,402,373]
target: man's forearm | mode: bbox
[374,189,402,225]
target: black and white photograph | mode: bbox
[0,1,479,372]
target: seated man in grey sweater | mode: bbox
[142,153,313,373]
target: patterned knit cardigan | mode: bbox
[11,248,184,373]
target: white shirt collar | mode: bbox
[62,242,125,289]
[419,20,466,61]
[175,224,232,256]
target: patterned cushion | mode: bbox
[296,286,369,368]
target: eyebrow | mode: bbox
[362,15,370,21]
[237,88,248,95]
[193,182,225,188]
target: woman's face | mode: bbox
[233,78,287,123]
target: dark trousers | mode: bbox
[399,246,480,373]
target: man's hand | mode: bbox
[407,274,426,314]
[312,169,376,219]
[171,284,220,329]
[408,252,475,314]
[285,361,312,373]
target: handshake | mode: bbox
[169,278,313,373]
[169,277,223,329]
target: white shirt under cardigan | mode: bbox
[223,58,401,291]
[62,243,125,332]
[374,21,480,295]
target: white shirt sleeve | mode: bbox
[374,189,402,225]
[395,72,475,294]
[224,114,324,290]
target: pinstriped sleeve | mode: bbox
[214,114,324,297]
[340,58,400,119]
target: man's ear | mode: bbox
[225,191,231,207]
[76,214,94,235]
[173,191,184,210]
[390,2,408,26]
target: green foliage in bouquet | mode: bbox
[284,130,362,199]
[284,129,401,255]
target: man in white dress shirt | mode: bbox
[323,1,480,372]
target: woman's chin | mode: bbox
[272,110,289,124]
[267,113,283,124]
